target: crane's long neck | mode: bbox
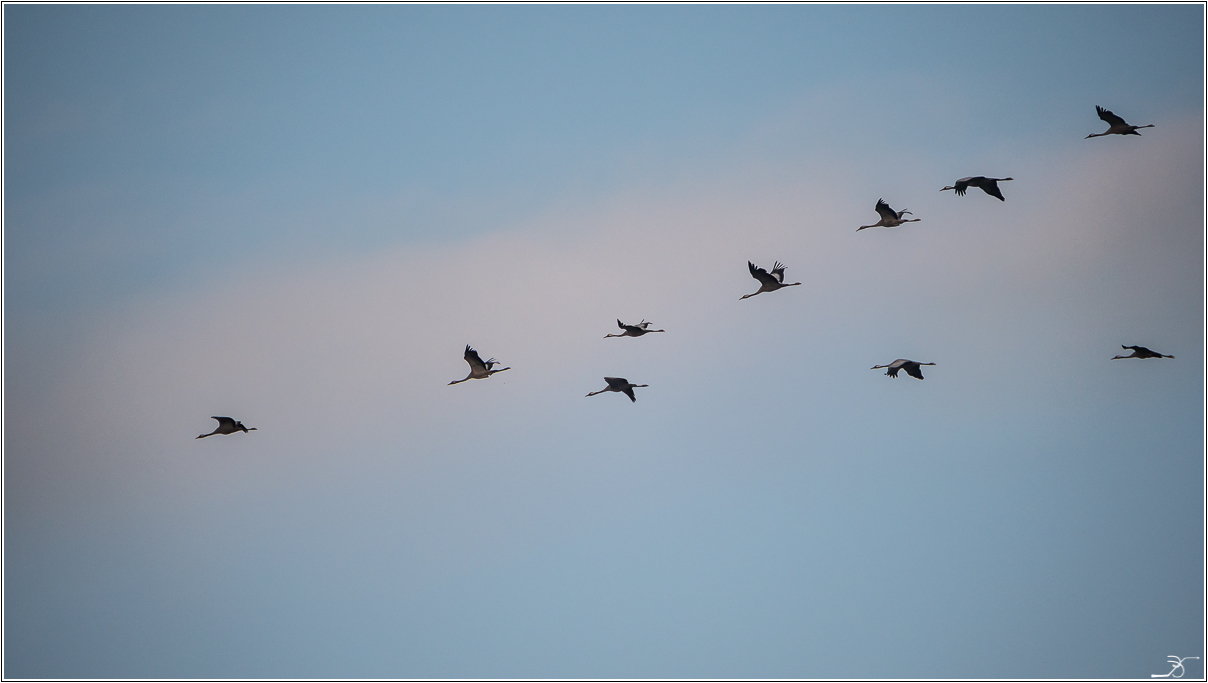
[449,375,472,385]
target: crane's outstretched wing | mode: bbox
[621,386,637,402]
[903,363,925,380]
[953,177,974,196]
[211,416,237,429]
[1096,105,1127,127]
[981,180,1006,201]
[464,345,487,371]
[874,199,896,222]
[604,377,628,390]
[617,319,627,330]
[770,261,787,284]
[748,261,777,286]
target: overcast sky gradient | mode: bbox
[4,5,1205,679]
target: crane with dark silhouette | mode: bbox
[197,416,257,439]
[858,199,920,231]
[586,377,648,402]
[1086,106,1153,138]
[871,359,935,380]
[741,261,801,300]
[941,176,1013,201]
[1111,345,1173,360]
[449,345,511,385]
[604,319,665,338]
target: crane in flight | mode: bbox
[857,198,920,231]
[940,176,1013,201]
[871,359,936,380]
[1086,106,1154,138]
[741,261,801,299]
[197,416,257,439]
[586,377,648,402]
[1111,345,1174,360]
[449,345,511,385]
[604,319,665,338]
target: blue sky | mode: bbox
[4,5,1204,678]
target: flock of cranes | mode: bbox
[199,105,1173,435]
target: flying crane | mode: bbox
[871,359,936,380]
[1086,106,1154,138]
[940,176,1013,201]
[449,345,511,385]
[857,198,921,231]
[741,261,802,300]
[197,416,257,439]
